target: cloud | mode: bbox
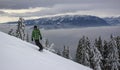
[0,0,120,9]
[2,2,119,17]
[0,16,19,23]
[0,11,9,16]
[0,0,85,9]
[0,0,120,23]
[0,11,5,14]
[0,7,45,14]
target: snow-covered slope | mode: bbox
[0,32,92,70]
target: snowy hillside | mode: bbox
[0,32,92,70]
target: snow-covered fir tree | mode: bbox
[102,40,109,70]
[94,36,104,70]
[45,39,49,48]
[94,36,104,56]
[115,36,120,61]
[90,45,102,70]
[26,32,29,42]
[87,37,102,70]
[62,45,69,59]
[76,36,102,70]
[42,38,56,53]
[104,35,120,70]
[56,49,61,56]
[16,17,25,40]
[76,36,91,67]
[8,18,26,41]
[8,29,14,36]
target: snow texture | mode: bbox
[0,31,92,70]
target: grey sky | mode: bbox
[0,0,120,23]
[0,0,84,9]
[0,0,119,9]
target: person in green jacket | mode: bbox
[31,25,43,51]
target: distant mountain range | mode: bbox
[7,15,110,29]
[103,16,120,25]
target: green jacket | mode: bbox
[32,29,42,40]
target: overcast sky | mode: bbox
[0,0,120,23]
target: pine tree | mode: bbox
[86,37,102,70]
[8,18,26,40]
[94,36,104,70]
[102,40,109,70]
[45,39,49,48]
[26,32,29,42]
[62,45,69,59]
[104,36,120,70]
[115,36,120,61]
[8,29,14,36]
[16,17,25,40]
[42,39,56,53]
[56,49,61,56]
[76,36,102,70]
[90,45,102,70]
[76,36,90,67]
[94,36,103,56]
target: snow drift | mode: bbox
[0,31,92,70]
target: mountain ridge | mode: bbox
[6,15,109,29]
[103,16,120,25]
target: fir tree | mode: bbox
[26,32,29,42]
[8,29,14,36]
[87,37,102,70]
[62,45,69,59]
[104,36,120,70]
[94,36,104,70]
[8,18,26,40]
[94,36,103,56]
[90,45,102,70]
[56,49,61,56]
[76,36,102,70]
[102,40,109,70]
[45,39,49,48]
[16,17,25,40]
[76,36,90,67]
[115,36,120,61]
[42,39,56,53]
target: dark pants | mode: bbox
[35,40,43,50]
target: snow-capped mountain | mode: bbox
[26,15,109,28]
[104,16,120,25]
[7,15,109,29]
[0,31,92,70]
